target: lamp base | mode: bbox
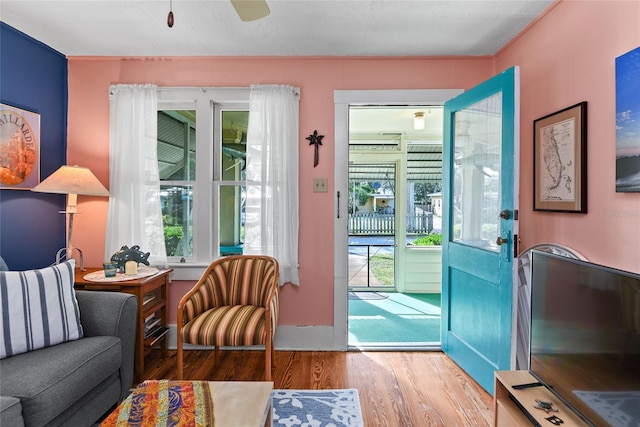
[56,247,85,271]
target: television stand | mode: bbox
[494,371,589,426]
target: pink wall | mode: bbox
[67,57,493,326]
[495,0,640,273]
[67,0,640,327]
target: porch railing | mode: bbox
[348,244,394,288]
[349,213,433,234]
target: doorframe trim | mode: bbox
[333,89,464,350]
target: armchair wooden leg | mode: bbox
[177,335,183,380]
[265,339,272,381]
[271,340,276,369]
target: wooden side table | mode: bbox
[74,267,173,383]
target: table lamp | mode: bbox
[32,165,110,270]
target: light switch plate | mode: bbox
[313,178,328,193]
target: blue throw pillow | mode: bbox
[0,260,83,359]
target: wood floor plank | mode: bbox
[390,352,449,425]
[143,349,493,426]
[352,353,399,426]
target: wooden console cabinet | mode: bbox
[494,371,589,427]
[74,267,173,384]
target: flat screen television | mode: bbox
[530,250,640,427]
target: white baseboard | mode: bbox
[166,324,346,351]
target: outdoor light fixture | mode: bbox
[32,165,110,270]
[414,112,425,130]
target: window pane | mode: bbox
[158,110,195,259]
[452,93,502,250]
[406,140,443,245]
[160,185,193,257]
[219,184,245,255]
[221,111,248,182]
[158,110,196,181]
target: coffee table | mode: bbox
[101,380,273,426]
[212,381,273,426]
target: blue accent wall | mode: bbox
[0,22,67,270]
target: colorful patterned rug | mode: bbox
[271,389,364,427]
[101,380,214,427]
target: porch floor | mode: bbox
[348,292,441,349]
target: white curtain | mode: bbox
[105,84,167,267]
[244,85,300,285]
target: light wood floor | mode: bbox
[144,349,494,426]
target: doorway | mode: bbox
[334,89,464,351]
[348,161,397,291]
[344,103,450,349]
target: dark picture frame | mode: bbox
[0,103,41,190]
[533,101,587,213]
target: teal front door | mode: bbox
[441,67,520,394]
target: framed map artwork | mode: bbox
[0,103,40,190]
[616,46,640,193]
[533,101,587,213]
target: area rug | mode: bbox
[574,390,640,427]
[101,380,214,427]
[348,292,441,344]
[271,389,364,427]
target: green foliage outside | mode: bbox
[370,254,394,286]
[163,225,183,256]
[414,181,442,204]
[348,181,375,213]
[413,232,442,246]
[163,213,192,256]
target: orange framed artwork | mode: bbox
[0,103,40,190]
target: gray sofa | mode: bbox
[0,291,137,427]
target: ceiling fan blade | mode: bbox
[230,0,270,22]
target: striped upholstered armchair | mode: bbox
[177,255,279,380]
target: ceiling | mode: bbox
[350,106,445,183]
[0,0,554,57]
[350,106,444,143]
[2,1,552,184]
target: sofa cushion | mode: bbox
[0,260,83,359]
[0,335,121,427]
[0,396,24,427]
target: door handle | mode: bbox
[499,210,511,220]
[496,236,508,246]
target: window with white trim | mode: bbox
[156,88,250,270]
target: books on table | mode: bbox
[143,314,165,339]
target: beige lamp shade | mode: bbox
[31,165,109,270]
[31,165,109,197]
